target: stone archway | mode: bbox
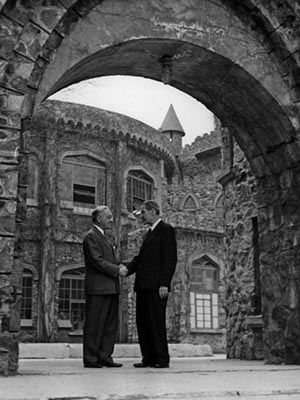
[41,37,295,175]
[1,0,300,370]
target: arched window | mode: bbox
[214,192,224,219]
[183,195,197,211]
[58,268,85,330]
[190,256,219,330]
[126,169,154,212]
[179,193,198,211]
[21,269,33,322]
[60,154,106,207]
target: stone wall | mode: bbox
[218,131,263,360]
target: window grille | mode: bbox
[60,155,106,206]
[190,293,219,329]
[190,257,219,330]
[58,269,85,329]
[21,270,33,320]
[127,171,154,212]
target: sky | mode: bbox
[50,76,215,146]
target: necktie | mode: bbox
[144,229,151,240]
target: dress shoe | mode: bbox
[152,363,169,368]
[100,360,123,367]
[133,362,151,368]
[84,363,103,368]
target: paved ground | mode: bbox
[1,355,300,400]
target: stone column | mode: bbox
[0,124,22,372]
[37,126,58,342]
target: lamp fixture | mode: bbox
[159,55,172,85]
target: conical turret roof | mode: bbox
[160,104,185,136]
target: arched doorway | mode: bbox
[0,0,300,370]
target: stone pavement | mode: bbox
[0,344,300,400]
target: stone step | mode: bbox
[19,343,213,359]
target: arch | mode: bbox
[1,0,300,366]
[55,263,84,282]
[57,149,107,166]
[213,192,224,219]
[124,166,157,189]
[0,0,297,177]
[188,252,224,270]
[179,193,199,211]
[22,264,38,281]
[40,37,297,177]
[192,254,220,269]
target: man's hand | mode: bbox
[119,264,128,277]
[159,286,168,298]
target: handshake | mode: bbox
[119,264,128,277]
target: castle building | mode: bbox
[19,100,226,353]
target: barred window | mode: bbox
[127,170,154,212]
[190,256,219,330]
[58,268,85,330]
[60,154,106,207]
[21,269,33,320]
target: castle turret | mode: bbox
[160,104,185,155]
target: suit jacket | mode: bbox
[83,226,120,295]
[127,220,177,291]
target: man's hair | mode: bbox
[143,200,160,215]
[91,206,109,222]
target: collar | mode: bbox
[150,218,162,231]
[94,224,104,236]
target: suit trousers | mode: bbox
[136,290,169,365]
[83,293,119,365]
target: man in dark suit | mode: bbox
[83,206,127,368]
[127,200,177,368]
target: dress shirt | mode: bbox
[94,225,105,236]
[149,218,162,231]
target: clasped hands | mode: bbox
[119,264,128,277]
[118,265,168,298]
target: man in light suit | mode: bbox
[83,206,127,368]
[127,200,177,368]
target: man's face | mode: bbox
[140,206,153,225]
[97,208,114,230]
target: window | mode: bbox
[179,193,198,212]
[190,256,219,330]
[27,157,39,199]
[21,269,33,321]
[60,154,106,207]
[190,293,219,330]
[58,268,85,330]
[252,217,261,314]
[214,193,224,219]
[183,195,197,211]
[73,183,95,204]
[127,170,154,212]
